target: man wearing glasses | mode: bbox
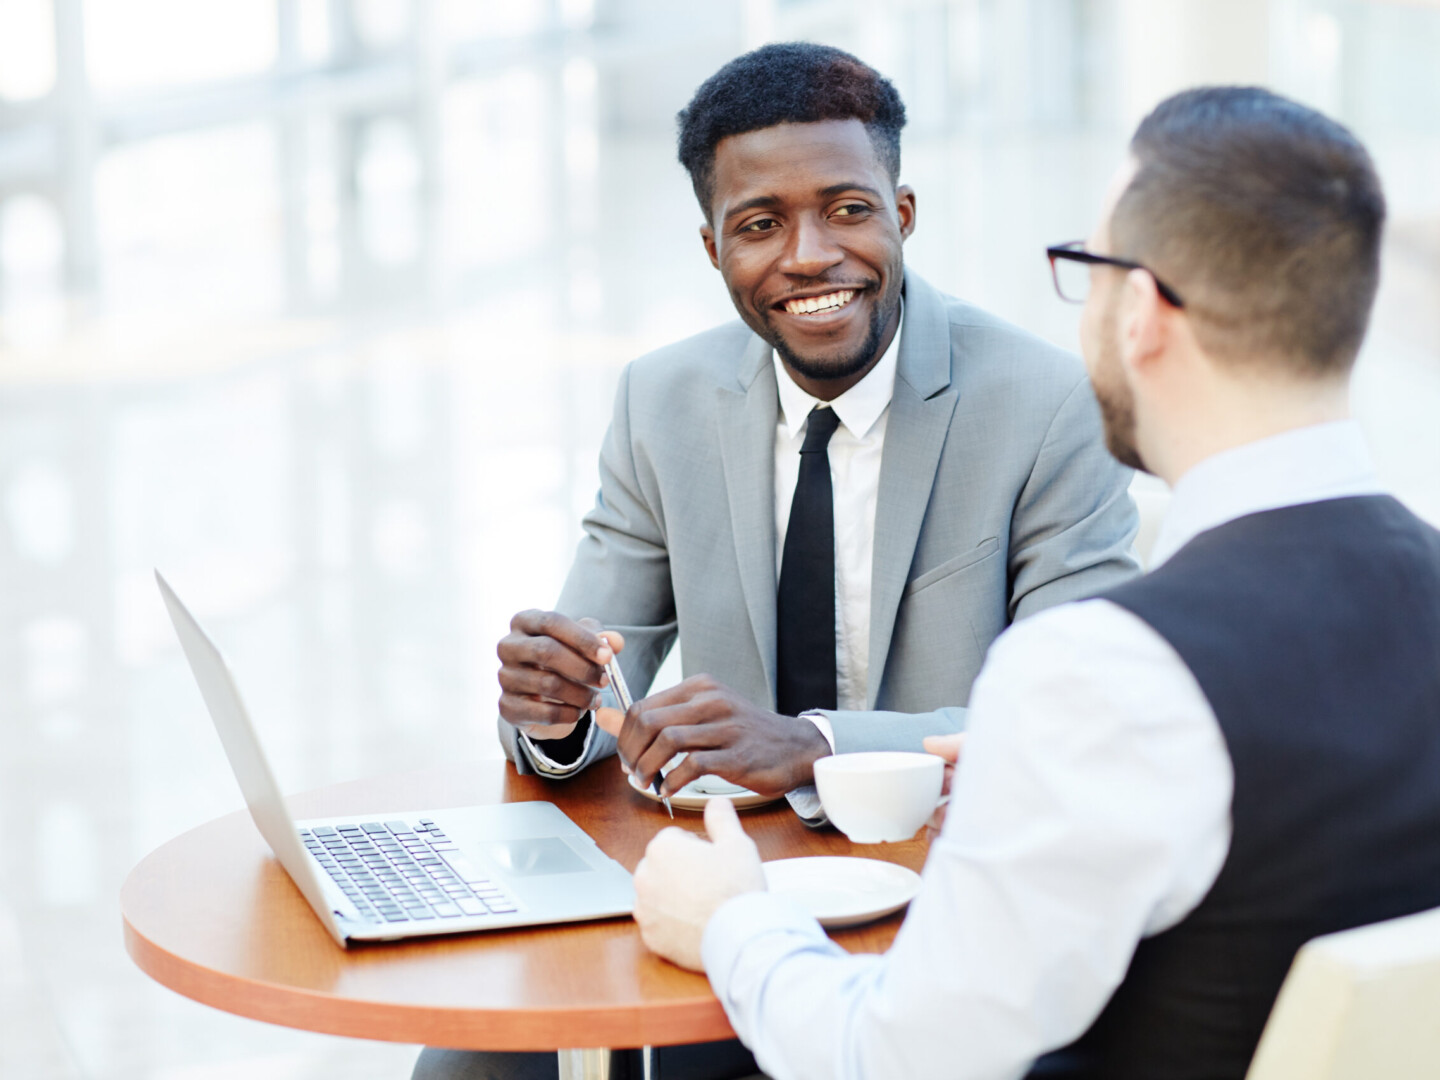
[631,86,1440,1080]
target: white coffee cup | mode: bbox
[813,751,945,843]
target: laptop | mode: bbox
[155,570,634,947]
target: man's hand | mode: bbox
[634,797,767,971]
[922,732,965,839]
[595,675,831,797]
[497,610,622,741]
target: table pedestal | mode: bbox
[556,1047,761,1080]
[557,1047,624,1080]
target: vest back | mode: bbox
[1033,496,1440,1080]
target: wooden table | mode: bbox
[122,759,928,1078]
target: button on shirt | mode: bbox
[701,420,1384,1080]
[774,303,902,719]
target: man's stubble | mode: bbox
[758,273,901,386]
[1092,296,1149,474]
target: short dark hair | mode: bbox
[677,43,907,218]
[1111,86,1385,376]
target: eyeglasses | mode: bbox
[1046,241,1186,308]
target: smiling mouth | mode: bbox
[779,289,859,317]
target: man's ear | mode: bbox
[895,184,917,240]
[700,223,720,270]
[1120,268,1165,378]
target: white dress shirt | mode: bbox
[774,304,902,717]
[702,420,1384,1080]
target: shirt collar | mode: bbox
[1149,419,1385,569]
[774,299,903,441]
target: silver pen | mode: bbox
[604,654,672,818]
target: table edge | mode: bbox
[121,899,734,1050]
[119,763,915,1050]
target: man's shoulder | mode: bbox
[900,271,1081,385]
[935,292,1085,385]
[900,281,1093,435]
[979,597,1185,707]
[625,320,760,391]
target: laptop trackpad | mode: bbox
[477,837,592,877]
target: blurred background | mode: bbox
[1,1,1437,1077]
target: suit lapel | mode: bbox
[867,272,959,707]
[717,334,780,705]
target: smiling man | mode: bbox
[422,41,1136,1080]
[700,118,905,402]
[491,43,1137,820]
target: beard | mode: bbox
[764,283,898,384]
[1091,302,1149,473]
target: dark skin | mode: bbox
[496,613,617,740]
[595,675,838,797]
[497,118,917,797]
[701,119,915,399]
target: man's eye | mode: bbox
[833,204,870,218]
[741,218,778,233]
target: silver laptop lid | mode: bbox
[155,570,347,947]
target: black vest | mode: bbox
[1031,496,1440,1080]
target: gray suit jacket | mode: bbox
[500,271,1139,771]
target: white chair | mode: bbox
[1246,905,1440,1079]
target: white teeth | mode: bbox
[784,290,855,316]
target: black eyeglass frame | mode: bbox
[1046,241,1186,309]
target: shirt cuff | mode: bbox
[520,716,596,776]
[702,890,830,1001]
[784,785,829,826]
[786,712,836,825]
[801,710,837,753]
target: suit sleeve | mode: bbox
[501,363,680,777]
[1007,374,1140,621]
[786,706,969,826]
[822,707,967,756]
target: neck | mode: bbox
[1145,370,1353,487]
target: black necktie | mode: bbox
[776,405,842,717]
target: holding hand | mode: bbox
[596,675,832,797]
[497,610,623,741]
[633,798,767,971]
[921,732,966,839]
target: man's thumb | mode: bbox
[704,795,749,846]
[594,706,625,737]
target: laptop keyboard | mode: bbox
[300,818,519,925]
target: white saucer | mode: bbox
[762,856,921,928]
[626,770,782,812]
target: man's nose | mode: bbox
[778,215,843,278]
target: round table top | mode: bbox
[121,759,928,1051]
